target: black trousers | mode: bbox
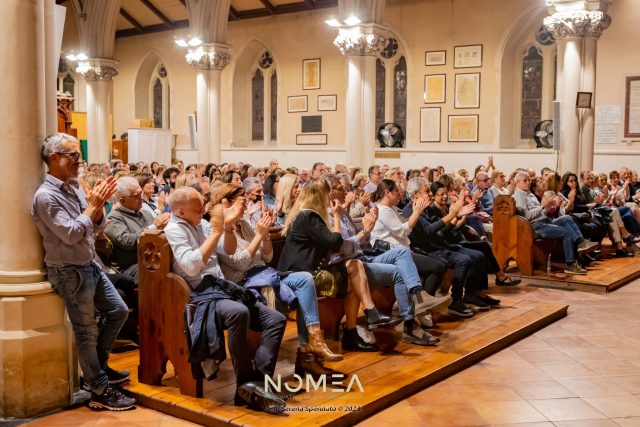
[461,241,501,290]
[215,299,286,387]
[409,252,447,295]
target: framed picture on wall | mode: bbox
[425,50,446,66]
[303,58,321,90]
[454,44,483,68]
[424,74,446,103]
[318,95,337,111]
[296,134,327,145]
[625,76,640,137]
[576,91,593,108]
[448,114,479,142]
[420,107,441,142]
[454,73,481,109]
[288,95,308,113]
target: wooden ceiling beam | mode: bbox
[116,18,189,38]
[139,0,174,27]
[258,0,276,15]
[303,0,315,8]
[120,8,145,33]
[229,5,238,20]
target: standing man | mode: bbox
[32,133,135,411]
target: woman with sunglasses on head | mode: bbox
[278,178,402,353]
[273,174,300,226]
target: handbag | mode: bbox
[313,261,348,298]
[241,265,281,288]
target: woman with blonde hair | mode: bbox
[278,178,401,353]
[273,173,300,226]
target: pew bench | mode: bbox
[492,195,565,276]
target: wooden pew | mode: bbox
[137,230,203,397]
[493,195,563,276]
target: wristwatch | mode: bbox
[361,228,371,240]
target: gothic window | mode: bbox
[153,78,163,128]
[381,38,399,59]
[520,46,543,139]
[63,74,75,98]
[394,56,407,135]
[252,69,265,141]
[271,72,277,140]
[375,58,386,131]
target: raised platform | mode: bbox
[111,296,567,427]
[519,245,640,294]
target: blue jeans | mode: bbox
[362,261,413,320]
[532,215,582,263]
[280,272,319,344]
[47,262,129,394]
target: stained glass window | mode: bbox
[393,56,407,137]
[271,72,277,140]
[252,69,264,141]
[63,74,75,98]
[153,78,162,128]
[376,59,386,132]
[520,46,543,139]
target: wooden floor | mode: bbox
[520,244,640,294]
[111,296,567,427]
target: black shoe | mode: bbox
[624,235,640,244]
[403,321,439,346]
[342,327,378,352]
[495,276,521,286]
[82,366,131,391]
[89,385,135,411]
[235,381,286,415]
[447,300,473,317]
[462,293,491,311]
[478,294,501,306]
[364,307,403,330]
[616,248,635,257]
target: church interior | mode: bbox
[3,0,640,425]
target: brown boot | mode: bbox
[295,347,345,380]
[306,330,343,362]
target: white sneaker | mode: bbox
[417,313,433,328]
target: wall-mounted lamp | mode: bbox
[65,52,88,61]
[343,16,361,26]
[325,18,341,27]
[325,15,361,27]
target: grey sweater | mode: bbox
[105,206,154,270]
[512,188,547,223]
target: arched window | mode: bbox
[249,50,277,144]
[252,69,265,141]
[520,46,543,139]
[149,63,170,129]
[375,36,407,144]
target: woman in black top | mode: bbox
[278,178,401,352]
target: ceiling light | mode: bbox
[188,37,202,47]
[65,54,76,61]
[75,53,88,61]
[325,18,341,27]
[343,16,361,26]
[175,39,188,47]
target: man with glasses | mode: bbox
[298,168,311,184]
[105,177,170,281]
[32,133,135,411]
[364,165,383,194]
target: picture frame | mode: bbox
[424,74,446,104]
[454,73,481,109]
[425,50,446,66]
[454,44,483,68]
[576,91,593,108]
[287,95,308,113]
[317,95,337,111]
[448,114,479,142]
[625,76,640,137]
[296,134,327,145]
[420,107,441,142]
[302,58,321,90]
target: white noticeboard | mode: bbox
[594,125,618,144]
[595,106,621,125]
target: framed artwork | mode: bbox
[454,44,483,68]
[296,134,327,145]
[424,74,446,104]
[303,58,321,90]
[420,107,441,142]
[425,50,446,66]
[448,114,479,142]
[576,91,593,108]
[454,73,481,109]
[625,76,640,137]
[317,95,337,111]
[288,95,308,113]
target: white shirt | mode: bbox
[370,203,411,248]
[164,215,226,289]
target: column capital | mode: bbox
[76,58,118,81]
[186,43,232,71]
[543,8,611,39]
[333,24,387,56]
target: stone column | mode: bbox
[334,24,387,169]
[186,44,231,163]
[77,59,118,163]
[544,3,611,173]
[0,0,71,419]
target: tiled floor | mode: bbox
[23,276,640,427]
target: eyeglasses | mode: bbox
[477,179,489,182]
[333,185,346,192]
[55,151,82,161]
[435,192,448,198]
[123,193,143,200]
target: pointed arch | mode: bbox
[134,50,172,129]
